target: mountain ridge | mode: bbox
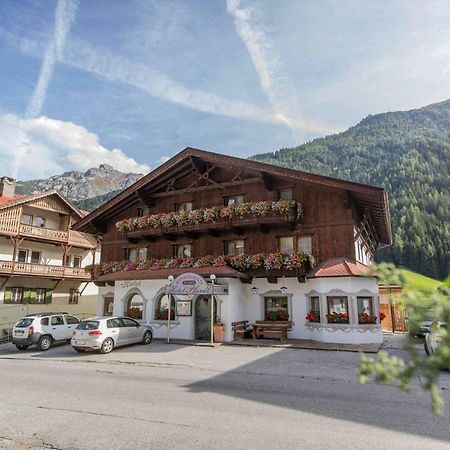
[251,98,450,280]
[16,165,143,202]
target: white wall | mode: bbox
[99,275,382,345]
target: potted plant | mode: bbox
[306,310,320,323]
[213,318,225,343]
[326,312,349,324]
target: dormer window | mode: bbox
[278,189,293,200]
[175,202,193,212]
[224,195,244,206]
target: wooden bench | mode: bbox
[253,321,293,342]
[232,320,253,340]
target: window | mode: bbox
[278,189,293,200]
[279,236,294,254]
[175,202,193,212]
[69,289,79,304]
[357,297,375,324]
[155,295,176,321]
[11,287,23,303]
[174,243,192,258]
[72,256,82,268]
[327,296,349,323]
[298,236,312,254]
[307,296,320,322]
[65,315,79,325]
[77,320,99,330]
[122,318,139,327]
[34,216,45,228]
[17,249,28,263]
[21,214,33,225]
[264,296,289,321]
[51,316,64,326]
[30,251,41,264]
[40,317,49,326]
[224,195,244,206]
[125,293,144,320]
[107,318,122,328]
[225,240,245,256]
[64,255,72,266]
[36,288,46,304]
[126,247,147,262]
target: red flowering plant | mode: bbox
[306,310,320,323]
[126,307,143,320]
[379,312,386,321]
[116,200,302,233]
[95,252,314,277]
[326,312,350,324]
[358,312,378,324]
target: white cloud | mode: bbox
[156,155,171,166]
[25,0,78,118]
[0,114,149,180]
[226,0,303,136]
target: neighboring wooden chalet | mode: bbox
[74,147,391,344]
[0,177,100,328]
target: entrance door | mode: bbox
[195,296,215,341]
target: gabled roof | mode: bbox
[0,190,84,219]
[73,147,392,244]
[307,258,370,278]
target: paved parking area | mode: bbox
[0,337,449,449]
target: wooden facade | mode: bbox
[75,148,391,277]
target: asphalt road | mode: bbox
[0,338,449,450]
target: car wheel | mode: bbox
[15,345,29,351]
[100,338,114,354]
[38,335,52,351]
[142,330,152,345]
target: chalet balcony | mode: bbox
[119,200,302,240]
[0,260,91,280]
[0,223,97,249]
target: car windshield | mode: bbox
[16,318,34,328]
[77,320,99,330]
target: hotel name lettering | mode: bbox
[165,273,228,295]
[120,280,142,289]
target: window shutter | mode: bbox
[3,287,12,304]
[45,289,53,304]
[27,289,37,304]
[22,288,32,304]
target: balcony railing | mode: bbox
[0,223,97,249]
[0,260,91,280]
[118,200,302,240]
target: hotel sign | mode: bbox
[164,273,228,295]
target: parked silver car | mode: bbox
[71,317,153,354]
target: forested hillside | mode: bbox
[252,100,450,280]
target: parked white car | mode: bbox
[71,317,153,354]
[12,313,80,351]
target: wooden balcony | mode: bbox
[126,210,298,240]
[0,223,97,249]
[0,260,91,280]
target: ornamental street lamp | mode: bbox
[167,275,174,342]
[250,277,258,295]
[210,273,216,345]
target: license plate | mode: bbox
[74,340,86,346]
[15,330,24,336]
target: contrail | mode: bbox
[226,0,305,137]
[25,0,78,118]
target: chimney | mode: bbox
[0,177,16,197]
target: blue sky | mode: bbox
[1,0,450,179]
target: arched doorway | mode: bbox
[125,293,144,320]
[195,296,217,341]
